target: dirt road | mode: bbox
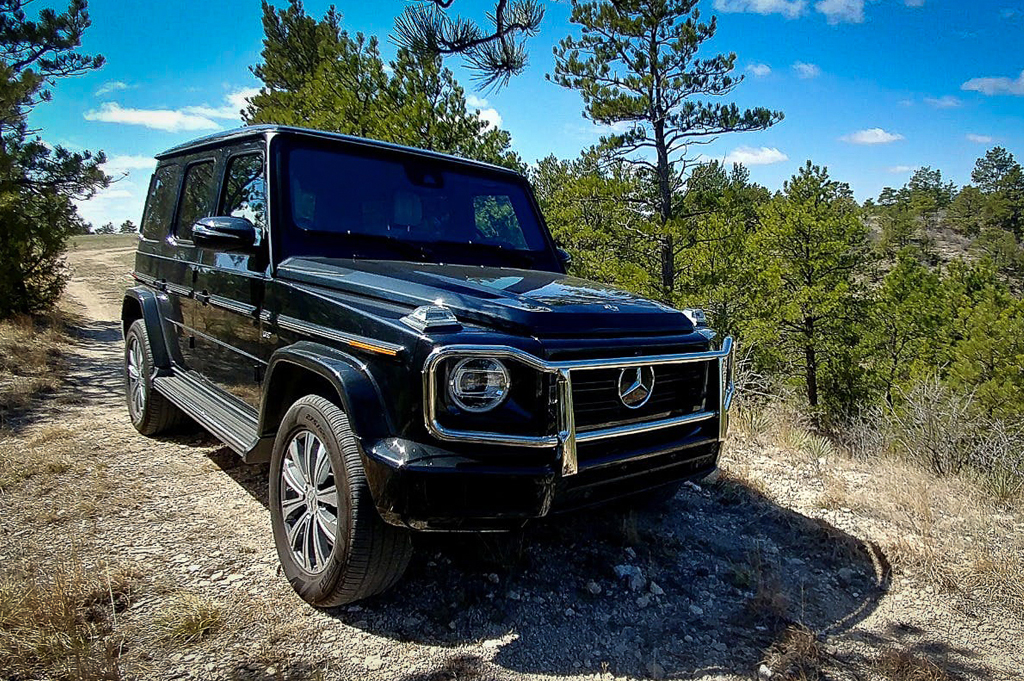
[0,244,1020,680]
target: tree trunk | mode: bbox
[804,317,818,407]
[653,121,674,297]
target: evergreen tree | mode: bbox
[119,219,137,234]
[747,161,871,415]
[245,1,522,170]
[0,0,108,317]
[549,0,782,300]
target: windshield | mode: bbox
[277,140,560,271]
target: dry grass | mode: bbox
[0,425,77,490]
[69,234,139,252]
[0,312,71,426]
[873,648,952,681]
[762,625,824,680]
[0,558,141,680]
[154,592,223,644]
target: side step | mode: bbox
[153,371,260,457]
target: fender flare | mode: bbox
[122,286,172,370]
[259,341,394,442]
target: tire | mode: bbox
[268,395,412,607]
[124,319,189,436]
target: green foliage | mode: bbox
[94,222,115,234]
[118,219,136,234]
[549,0,782,297]
[246,0,522,171]
[745,161,871,416]
[0,0,109,318]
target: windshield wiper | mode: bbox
[341,232,435,262]
[432,240,537,268]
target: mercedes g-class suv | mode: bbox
[122,126,734,607]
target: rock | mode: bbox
[487,573,500,584]
[508,590,521,601]
[624,547,637,560]
[265,666,278,676]
[837,567,856,585]
[614,565,645,591]
[636,595,651,609]
[649,581,665,596]
[586,581,603,595]
[364,655,383,671]
[683,635,693,643]
[565,607,575,617]
[226,573,244,583]
[758,664,773,679]
[646,661,666,679]
[683,481,703,493]
[689,604,704,616]
[210,571,224,581]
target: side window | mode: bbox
[175,160,216,241]
[140,165,178,240]
[473,195,528,249]
[220,153,267,230]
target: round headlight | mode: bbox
[448,357,510,412]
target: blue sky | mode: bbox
[39,0,1023,228]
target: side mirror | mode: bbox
[192,216,257,251]
[556,247,573,267]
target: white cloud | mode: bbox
[183,87,260,120]
[888,165,916,173]
[723,146,789,166]
[466,94,503,130]
[898,98,913,107]
[747,63,772,77]
[841,128,904,145]
[84,88,258,133]
[713,0,806,18]
[924,95,962,108]
[103,155,157,172]
[961,70,1024,96]
[95,80,131,96]
[792,62,821,79]
[84,102,219,132]
[815,0,864,23]
[966,133,995,144]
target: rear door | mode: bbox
[190,147,270,410]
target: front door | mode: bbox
[190,149,270,411]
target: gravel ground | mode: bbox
[0,245,1020,680]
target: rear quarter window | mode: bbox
[140,165,179,240]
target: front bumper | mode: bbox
[362,429,721,531]
[363,336,734,531]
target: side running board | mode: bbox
[153,372,261,458]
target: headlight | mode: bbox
[448,357,510,412]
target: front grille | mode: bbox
[571,361,710,431]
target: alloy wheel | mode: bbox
[279,429,339,574]
[126,336,146,420]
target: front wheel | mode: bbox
[268,395,412,607]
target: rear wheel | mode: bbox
[124,319,188,435]
[269,395,412,606]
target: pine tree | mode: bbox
[549,0,782,300]
[0,0,109,317]
[747,161,871,415]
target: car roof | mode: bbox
[154,125,521,177]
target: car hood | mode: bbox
[277,257,694,336]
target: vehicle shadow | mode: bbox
[209,451,958,679]
[352,478,897,679]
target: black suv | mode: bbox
[122,126,735,606]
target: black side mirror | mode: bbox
[192,216,257,251]
[556,247,573,267]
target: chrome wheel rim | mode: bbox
[126,336,146,420]
[280,429,339,574]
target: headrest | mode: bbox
[392,191,422,227]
